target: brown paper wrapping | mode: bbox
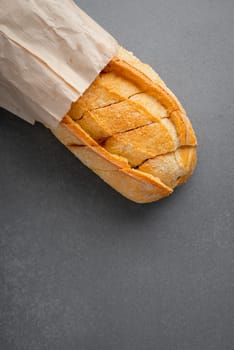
[0,0,118,127]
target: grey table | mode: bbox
[0,1,234,349]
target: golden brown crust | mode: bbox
[52,116,172,203]
[78,99,159,141]
[139,146,197,189]
[51,47,197,203]
[104,122,178,167]
[106,56,185,114]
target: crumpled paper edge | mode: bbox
[0,0,118,127]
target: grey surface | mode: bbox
[0,0,234,349]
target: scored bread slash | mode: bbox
[79,100,161,141]
[51,47,198,203]
[104,122,178,167]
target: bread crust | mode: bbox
[51,47,197,203]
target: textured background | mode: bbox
[0,0,234,349]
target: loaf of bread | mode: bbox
[51,47,197,203]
